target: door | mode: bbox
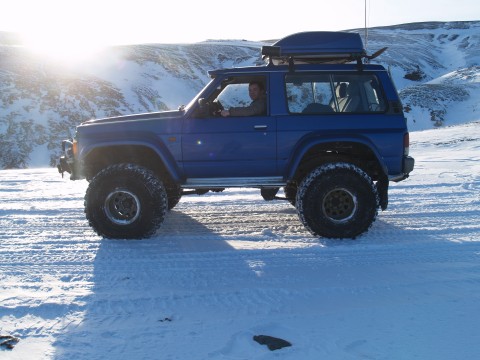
[182,79,277,178]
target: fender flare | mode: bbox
[79,132,183,182]
[285,133,388,180]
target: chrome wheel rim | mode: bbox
[322,188,357,223]
[104,189,141,225]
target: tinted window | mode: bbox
[215,76,267,110]
[216,83,251,109]
[286,73,386,114]
[286,74,334,114]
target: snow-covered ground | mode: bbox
[1,122,480,359]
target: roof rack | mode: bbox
[262,31,368,66]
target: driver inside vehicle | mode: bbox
[220,81,266,117]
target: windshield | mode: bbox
[183,78,216,111]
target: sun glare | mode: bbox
[22,28,106,66]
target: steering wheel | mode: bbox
[211,100,224,116]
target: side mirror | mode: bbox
[197,98,210,118]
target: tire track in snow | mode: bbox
[1,167,480,359]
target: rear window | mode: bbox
[286,73,387,114]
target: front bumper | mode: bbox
[57,140,75,178]
[57,156,72,176]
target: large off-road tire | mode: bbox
[84,164,167,239]
[296,163,379,239]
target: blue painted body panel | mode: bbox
[65,32,413,185]
[181,115,277,177]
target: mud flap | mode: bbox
[377,175,389,210]
[260,187,280,201]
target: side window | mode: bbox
[286,74,334,114]
[214,76,267,116]
[216,83,251,109]
[285,73,387,114]
[194,76,267,118]
[331,74,386,113]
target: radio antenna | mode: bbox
[364,0,368,52]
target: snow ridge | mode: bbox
[0,21,479,168]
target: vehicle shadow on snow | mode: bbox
[51,212,433,359]
[152,210,239,252]
[154,201,316,250]
[51,214,271,359]
[51,203,440,359]
[152,201,438,250]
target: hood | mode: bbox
[82,110,184,125]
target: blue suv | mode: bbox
[57,31,414,240]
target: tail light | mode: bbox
[72,139,78,157]
[404,133,410,156]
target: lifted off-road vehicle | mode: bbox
[57,31,414,239]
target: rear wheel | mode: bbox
[85,164,167,239]
[296,163,379,239]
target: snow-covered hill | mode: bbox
[364,22,480,130]
[0,21,479,168]
[1,121,479,359]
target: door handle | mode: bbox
[254,125,268,130]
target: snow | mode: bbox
[28,144,51,168]
[1,121,480,359]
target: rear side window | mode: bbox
[286,73,386,114]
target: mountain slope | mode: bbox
[363,21,480,130]
[0,21,479,168]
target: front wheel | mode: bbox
[296,163,379,239]
[85,164,167,239]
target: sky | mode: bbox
[1,0,479,47]
[1,0,479,64]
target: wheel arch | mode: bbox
[81,142,181,183]
[286,138,387,183]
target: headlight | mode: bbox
[62,140,74,158]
